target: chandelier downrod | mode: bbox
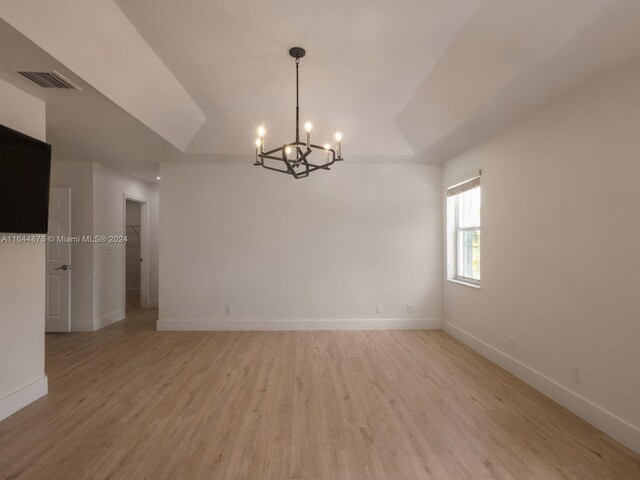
[295,58,300,145]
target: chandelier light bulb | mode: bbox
[285,146,292,158]
[324,144,331,165]
[254,139,262,164]
[304,121,312,148]
[334,132,342,142]
[258,126,266,137]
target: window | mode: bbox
[447,176,481,285]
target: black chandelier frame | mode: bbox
[254,47,343,179]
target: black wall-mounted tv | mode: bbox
[0,124,52,234]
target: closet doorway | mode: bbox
[124,196,148,313]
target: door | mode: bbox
[46,187,71,332]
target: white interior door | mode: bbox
[46,187,71,332]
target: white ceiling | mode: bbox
[113,0,481,156]
[0,0,205,151]
[411,0,640,164]
[397,0,611,152]
[0,19,178,181]
[1,0,640,179]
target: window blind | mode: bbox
[446,175,480,197]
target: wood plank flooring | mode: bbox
[1,307,639,479]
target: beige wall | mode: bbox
[443,59,640,452]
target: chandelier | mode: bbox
[253,47,343,179]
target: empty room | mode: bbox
[0,1,639,479]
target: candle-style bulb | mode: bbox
[305,122,312,148]
[254,139,261,164]
[258,126,266,137]
[324,144,331,165]
[335,132,342,158]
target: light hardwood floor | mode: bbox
[1,308,639,480]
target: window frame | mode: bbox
[453,191,481,285]
[446,174,481,287]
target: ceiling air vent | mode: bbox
[15,70,81,90]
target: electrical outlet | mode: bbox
[376,305,382,314]
[572,364,582,383]
[225,306,232,315]
[406,304,414,314]
[509,336,516,351]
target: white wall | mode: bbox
[159,163,442,330]
[0,78,48,420]
[93,163,158,327]
[148,184,159,307]
[49,161,159,330]
[50,161,94,330]
[443,59,640,453]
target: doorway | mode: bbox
[124,197,147,313]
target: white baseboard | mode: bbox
[444,321,640,454]
[0,376,48,422]
[94,309,125,330]
[72,320,95,332]
[157,318,441,331]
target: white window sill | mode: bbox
[447,278,481,289]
